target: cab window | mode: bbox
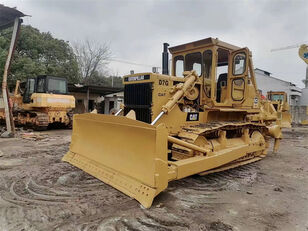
[231,78,245,101]
[28,79,35,94]
[185,52,202,76]
[216,48,229,102]
[47,78,67,94]
[203,50,212,79]
[37,77,46,93]
[271,94,284,101]
[174,55,184,77]
[233,53,246,75]
[23,78,35,103]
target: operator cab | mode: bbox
[267,92,287,102]
[23,75,68,103]
[169,37,251,106]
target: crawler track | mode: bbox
[13,111,49,130]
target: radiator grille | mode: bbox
[124,83,152,123]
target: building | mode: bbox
[68,83,122,114]
[254,68,308,124]
[255,68,302,106]
[103,91,124,114]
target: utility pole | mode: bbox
[1,18,22,136]
[0,5,25,137]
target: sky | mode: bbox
[2,0,308,87]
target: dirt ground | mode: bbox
[0,127,307,231]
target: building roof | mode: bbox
[68,83,123,96]
[255,68,302,93]
[0,4,25,30]
[255,68,272,76]
[104,91,124,98]
[255,68,294,85]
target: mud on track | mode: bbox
[0,128,308,231]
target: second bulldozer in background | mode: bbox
[0,75,75,130]
[267,91,292,128]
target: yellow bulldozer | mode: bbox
[63,37,282,208]
[267,91,292,128]
[0,75,75,130]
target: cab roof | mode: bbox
[169,37,241,54]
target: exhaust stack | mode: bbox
[162,43,169,75]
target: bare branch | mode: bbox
[73,39,111,82]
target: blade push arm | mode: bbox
[151,70,198,125]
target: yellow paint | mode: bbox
[298,44,308,64]
[267,91,292,128]
[0,87,75,128]
[63,37,282,208]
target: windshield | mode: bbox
[47,78,67,94]
[271,94,284,101]
[185,52,202,76]
[174,55,184,77]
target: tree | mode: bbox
[0,25,80,87]
[73,40,111,83]
[83,71,123,88]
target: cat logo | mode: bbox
[159,79,169,86]
[186,112,199,121]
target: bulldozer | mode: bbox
[267,91,292,128]
[0,75,75,130]
[63,37,282,208]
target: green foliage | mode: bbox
[84,71,123,88]
[0,25,81,87]
[103,76,123,88]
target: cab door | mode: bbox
[23,78,36,104]
[228,48,249,103]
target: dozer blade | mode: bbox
[281,112,292,128]
[62,114,169,208]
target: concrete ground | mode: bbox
[0,127,307,231]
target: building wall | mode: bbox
[70,92,101,113]
[255,69,301,106]
[291,105,308,124]
[300,88,308,106]
[254,69,306,124]
[104,95,123,114]
[68,91,124,114]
